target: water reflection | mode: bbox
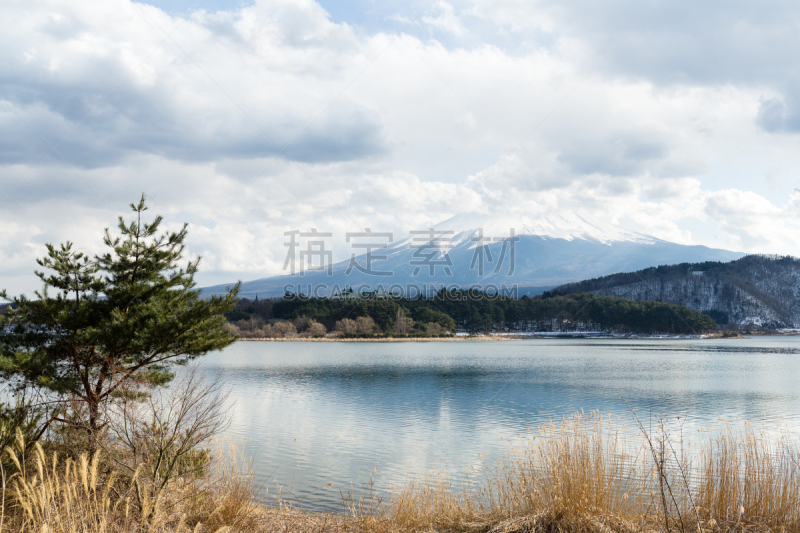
[199,337,800,512]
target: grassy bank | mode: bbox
[2,413,798,533]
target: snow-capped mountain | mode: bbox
[436,212,656,245]
[202,212,744,299]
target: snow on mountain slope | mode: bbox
[201,213,744,298]
[438,212,654,246]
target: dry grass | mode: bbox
[250,507,364,533]
[353,412,800,533]
[696,420,800,528]
[2,413,798,533]
[181,442,262,532]
[0,432,262,533]
[3,444,127,533]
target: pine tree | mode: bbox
[0,196,239,451]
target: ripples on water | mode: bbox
[198,337,800,512]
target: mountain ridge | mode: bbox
[553,254,800,328]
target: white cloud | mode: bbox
[2,0,800,295]
[421,2,467,36]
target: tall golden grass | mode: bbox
[4,443,122,533]
[355,412,800,533]
[0,432,260,533]
[696,419,800,528]
[2,413,798,533]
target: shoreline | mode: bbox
[234,332,795,342]
[238,335,516,342]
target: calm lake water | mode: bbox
[199,337,800,512]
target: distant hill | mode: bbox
[553,255,800,328]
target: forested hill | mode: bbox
[553,255,800,328]
[232,290,716,334]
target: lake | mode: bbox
[199,337,800,512]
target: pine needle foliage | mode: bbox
[0,195,239,450]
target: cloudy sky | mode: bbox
[3,0,800,294]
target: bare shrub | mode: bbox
[235,317,266,338]
[425,322,443,336]
[235,317,262,331]
[355,316,376,334]
[395,309,414,334]
[264,320,297,338]
[306,320,327,337]
[292,317,327,337]
[104,366,231,525]
[335,318,358,334]
[223,322,241,337]
[238,330,266,339]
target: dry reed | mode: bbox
[356,412,800,533]
[696,420,800,528]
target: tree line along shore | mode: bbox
[224,289,718,339]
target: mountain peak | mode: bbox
[434,211,655,245]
